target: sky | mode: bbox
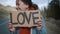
[0,0,52,9]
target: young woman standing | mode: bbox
[9,0,43,34]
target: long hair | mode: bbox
[16,0,38,10]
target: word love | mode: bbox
[10,10,41,27]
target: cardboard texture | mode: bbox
[10,10,41,27]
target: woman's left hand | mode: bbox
[36,20,43,30]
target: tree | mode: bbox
[46,0,60,19]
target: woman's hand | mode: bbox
[36,20,43,30]
[8,23,15,32]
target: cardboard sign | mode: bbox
[10,10,41,27]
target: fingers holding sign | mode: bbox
[36,18,43,30]
[8,23,15,32]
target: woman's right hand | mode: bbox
[8,23,15,32]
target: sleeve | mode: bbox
[31,16,47,34]
[31,9,47,34]
[39,15,47,34]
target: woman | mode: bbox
[8,0,43,34]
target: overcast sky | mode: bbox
[0,0,52,9]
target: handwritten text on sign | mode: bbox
[10,10,41,27]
